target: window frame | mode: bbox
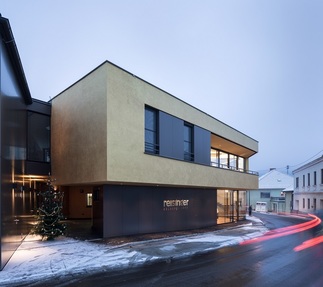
[184,122,194,161]
[144,106,159,154]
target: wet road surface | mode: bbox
[36,213,323,287]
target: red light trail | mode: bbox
[240,214,321,249]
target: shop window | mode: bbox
[145,106,159,154]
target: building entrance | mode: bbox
[217,189,246,224]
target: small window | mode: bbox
[260,192,270,198]
[314,171,317,186]
[308,173,310,186]
[86,193,93,207]
[296,177,299,188]
[303,175,305,187]
[184,123,194,161]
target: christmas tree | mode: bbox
[32,175,66,240]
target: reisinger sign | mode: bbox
[163,199,189,211]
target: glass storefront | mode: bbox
[217,189,247,224]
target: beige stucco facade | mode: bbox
[51,61,258,190]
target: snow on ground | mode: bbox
[0,216,267,286]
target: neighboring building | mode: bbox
[51,61,259,238]
[247,169,293,213]
[0,15,50,270]
[293,156,323,213]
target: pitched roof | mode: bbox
[259,169,293,189]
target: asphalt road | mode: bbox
[37,213,323,287]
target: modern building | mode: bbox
[293,155,323,213]
[0,15,259,269]
[50,61,259,238]
[247,169,293,213]
[0,15,50,270]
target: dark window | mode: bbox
[260,192,270,198]
[145,106,159,154]
[321,169,323,184]
[303,198,305,208]
[308,173,310,186]
[314,171,317,185]
[308,198,310,209]
[296,177,299,188]
[184,123,194,161]
[303,175,305,187]
[27,112,50,162]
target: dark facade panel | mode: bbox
[194,126,211,165]
[159,111,184,160]
[25,162,50,175]
[102,185,217,238]
[0,39,30,269]
[28,99,51,115]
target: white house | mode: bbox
[248,169,293,213]
[293,155,323,213]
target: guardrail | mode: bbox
[211,161,258,176]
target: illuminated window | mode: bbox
[86,193,92,207]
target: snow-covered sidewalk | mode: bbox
[0,216,267,286]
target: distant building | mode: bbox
[293,156,323,213]
[247,169,293,213]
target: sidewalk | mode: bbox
[0,216,267,286]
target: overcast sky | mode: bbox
[2,0,323,174]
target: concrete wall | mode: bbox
[65,186,92,219]
[51,64,108,185]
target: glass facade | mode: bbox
[27,112,50,162]
[217,189,246,224]
[211,148,245,172]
